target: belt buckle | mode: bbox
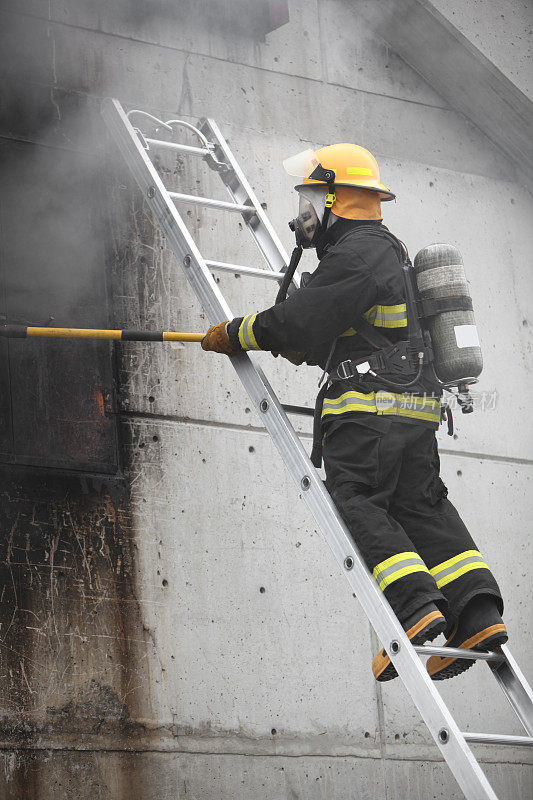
[337,360,355,380]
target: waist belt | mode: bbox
[322,389,441,422]
[328,340,414,382]
[310,381,442,468]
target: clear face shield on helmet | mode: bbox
[282,148,321,180]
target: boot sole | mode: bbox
[427,623,508,681]
[372,610,447,682]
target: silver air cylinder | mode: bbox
[413,244,482,385]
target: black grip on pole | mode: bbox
[121,330,164,341]
[0,324,28,338]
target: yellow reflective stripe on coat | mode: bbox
[339,303,408,336]
[373,551,430,591]
[321,390,441,424]
[238,314,261,351]
[364,303,408,328]
[430,550,491,589]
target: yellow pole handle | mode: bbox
[27,327,122,339]
[162,332,204,342]
[21,327,205,342]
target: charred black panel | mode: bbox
[0,468,152,800]
[0,138,119,473]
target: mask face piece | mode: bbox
[289,194,321,248]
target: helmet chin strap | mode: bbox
[308,163,336,232]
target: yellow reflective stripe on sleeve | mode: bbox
[430,550,490,589]
[238,313,261,351]
[373,551,430,591]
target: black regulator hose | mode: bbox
[275,245,303,305]
[368,358,425,390]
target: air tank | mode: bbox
[413,244,482,385]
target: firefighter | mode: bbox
[202,143,507,682]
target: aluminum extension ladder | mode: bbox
[102,98,533,800]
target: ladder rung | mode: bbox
[463,732,533,747]
[414,645,505,662]
[282,404,314,417]
[414,644,505,662]
[145,137,211,156]
[205,259,284,280]
[168,191,254,214]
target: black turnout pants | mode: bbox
[323,415,503,623]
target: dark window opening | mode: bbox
[0,139,120,474]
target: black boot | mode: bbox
[372,602,447,682]
[427,594,507,681]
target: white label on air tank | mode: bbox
[454,325,480,348]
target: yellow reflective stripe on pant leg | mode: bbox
[435,562,490,589]
[238,313,261,350]
[430,550,491,589]
[430,550,483,575]
[373,551,431,591]
[377,564,431,591]
[374,551,421,573]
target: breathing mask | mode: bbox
[289,193,322,248]
[284,149,337,249]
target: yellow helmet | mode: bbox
[283,143,395,200]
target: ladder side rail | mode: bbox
[488,644,533,736]
[102,97,499,800]
[200,118,297,285]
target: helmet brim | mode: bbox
[295,180,395,201]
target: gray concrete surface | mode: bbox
[430,0,533,99]
[0,1,532,798]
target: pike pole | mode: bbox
[0,325,204,343]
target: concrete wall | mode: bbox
[430,0,533,98]
[0,1,532,798]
